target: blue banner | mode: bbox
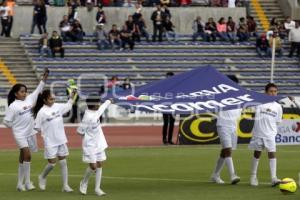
[113,66,284,114]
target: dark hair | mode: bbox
[33,89,51,118]
[265,83,277,92]
[218,17,225,24]
[7,84,27,106]
[227,75,239,83]
[166,72,174,77]
[86,93,101,109]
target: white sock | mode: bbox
[95,168,103,190]
[41,163,56,179]
[212,157,225,177]
[17,163,24,186]
[251,158,259,177]
[59,159,69,187]
[269,158,277,180]
[23,161,31,185]
[224,157,235,178]
[83,167,95,184]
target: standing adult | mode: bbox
[151,4,165,42]
[162,72,175,145]
[288,21,300,58]
[6,0,15,37]
[0,1,10,37]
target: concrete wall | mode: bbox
[277,0,300,20]
[11,6,246,37]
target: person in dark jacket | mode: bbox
[49,31,64,58]
[151,4,166,42]
[162,72,175,145]
[34,0,47,34]
[96,5,106,24]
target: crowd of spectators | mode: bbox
[256,16,300,58]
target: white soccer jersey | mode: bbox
[3,81,45,139]
[34,99,73,148]
[216,109,242,129]
[252,102,283,139]
[77,100,111,155]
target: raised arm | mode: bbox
[96,100,111,118]
[27,68,49,105]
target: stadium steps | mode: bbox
[250,0,285,32]
[20,35,300,97]
[0,38,38,98]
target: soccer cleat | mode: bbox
[16,184,25,192]
[62,185,73,192]
[25,182,36,191]
[211,176,225,184]
[271,178,281,187]
[250,176,259,186]
[95,188,106,196]
[79,180,88,195]
[38,175,46,191]
[231,175,241,185]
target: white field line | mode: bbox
[0,173,272,185]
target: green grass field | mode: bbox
[0,145,300,200]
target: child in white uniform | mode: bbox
[34,89,76,192]
[77,94,111,196]
[211,75,241,185]
[249,83,282,186]
[3,69,48,191]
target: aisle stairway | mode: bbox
[0,38,38,98]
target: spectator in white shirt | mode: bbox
[0,2,10,37]
[284,16,296,33]
[288,21,300,58]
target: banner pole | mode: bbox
[270,37,276,83]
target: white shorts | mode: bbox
[217,126,237,150]
[83,151,107,164]
[44,144,69,159]
[15,135,38,152]
[248,136,276,152]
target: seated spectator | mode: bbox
[39,32,51,57]
[59,15,72,42]
[217,17,229,41]
[49,31,64,58]
[136,15,150,42]
[122,77,132,90]
[120,24,135,50]
[246,16,257,37]
[277,22,287,39]
[237,17,249,42]
[96,4,106,24]
[256,33,270,57]
[270,17,279,27]
[163,16,178,42]
[109,24,121,49]
[227,16,237,43]
[70,19,84,42]
[106,75,122,93]
[192,16,207,42]
[205,17,217,42]
[284,16,295,33]
[94,24,109,50]
[268,31,283,57]
[288,21,300,58]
